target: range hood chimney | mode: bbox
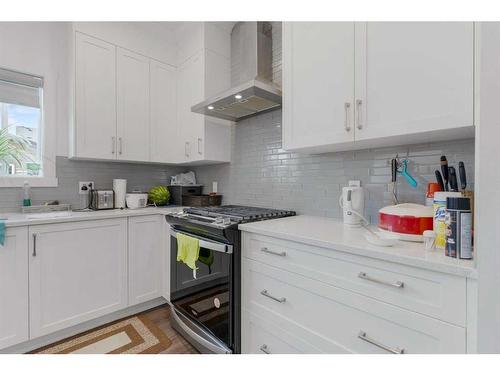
[191,22,282,122]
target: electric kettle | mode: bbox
[339,181,365,227]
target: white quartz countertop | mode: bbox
[239,215,477,278]
[1,206,183,227]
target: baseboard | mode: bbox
[1,297,168,354]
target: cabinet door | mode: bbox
[128,215,163,305]
[75,32,117,159]
[150,60,178,163]
[29,219,127,338]
[283,22,355,152]
[117,48,151,162]
[354,22,474,144]
[0,227,28,350]
[177,51,205,162]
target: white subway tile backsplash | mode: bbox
[0,157,183,212]
[193,110,475,223]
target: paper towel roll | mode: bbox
[113,179,127,209]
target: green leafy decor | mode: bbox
[0,127,30,169]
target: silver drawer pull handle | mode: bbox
[344,102,351,131]
[261,289,286,303]
[356,99,363,130]
[358,272,404,289]
[261,247,286,257]
[32,233,37,257]
[358,331,405,354]
[260,344,271,354]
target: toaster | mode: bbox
[90,190,115,210]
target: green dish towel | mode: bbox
[176,233,200,272]
[0,220,4,246]
[198,248,214,274]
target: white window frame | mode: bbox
[0,67,57,187]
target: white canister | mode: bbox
[113,179,127,209]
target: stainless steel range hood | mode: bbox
[191,22,282,122]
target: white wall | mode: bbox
[476,22,500,353]
[0,22,72,174]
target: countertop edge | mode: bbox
[3,206,182,228]
[239,224,478,279]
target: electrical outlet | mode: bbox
[79,181,94,195]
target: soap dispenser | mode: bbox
[23,181,32,207]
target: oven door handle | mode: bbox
[170,229,233,254]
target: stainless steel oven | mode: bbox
[166,206,295,354]
[169,228,235,354]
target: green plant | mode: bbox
[0,127,30,166]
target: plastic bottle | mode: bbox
[23,181,32,207]
[433,191,462,250]
[445,197,473,259]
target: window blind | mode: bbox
[0,67,43,108]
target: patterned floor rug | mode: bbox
[33,314,172,354]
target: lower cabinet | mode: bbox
[241,232,469,354]
[128,215,163,305]
[29,219,128,338]
[0,227,29,350]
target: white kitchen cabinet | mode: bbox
[354,22,474,146]
[74,32,117,159]
[177,50,205,163]
[29,219,128,338]
[117,47,151,162]
[128,215,163,305]
[177,49,231,164]
[283,22,356,152]
[283,22,475,153]
[240,230,471,354]
[0,227,29,350]
[150,60,177,163]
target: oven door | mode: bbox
[170,228,233,353]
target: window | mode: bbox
[0,67,43,177]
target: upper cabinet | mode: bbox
[283,22,356,153]
[74,33,117,159]
[71,23,231,165]
[283,22,475,153]
[150,60,177,163]
[176,24,232,165]
[116,47,150,162]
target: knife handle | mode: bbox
[459,161,467,191]
[441,156,449,191]
[449,166,458,192]
[435,170,445,191]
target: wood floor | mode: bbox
[142,304,199,354]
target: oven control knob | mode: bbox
[222,217,231,225]
[215,216,223,224]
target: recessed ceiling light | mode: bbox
[208,105,214,110]
[234,94,243,100]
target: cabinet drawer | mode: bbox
[242,311,304,354]
[243,233,466,326]
[242,309,351,354]
[242,259,466,354]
